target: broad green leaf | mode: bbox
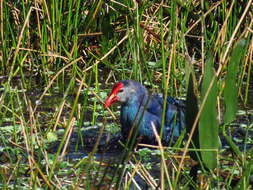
[185,72,200,161]
[222,39,249,163]
[199,56,219,170]
[224,39,248,124]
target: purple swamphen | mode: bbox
[105,80,185,145]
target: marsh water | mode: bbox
[1,76,253,155]
[0,76,253,189]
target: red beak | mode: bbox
[104,93,118,108]
[104,82,124,108]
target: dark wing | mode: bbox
[146,94,185,117]
[146,94,186,143]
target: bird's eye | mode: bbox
[118,89,124,93]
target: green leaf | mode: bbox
[185,72,200,161]
[199,56,219,170]
[224,39,248,124]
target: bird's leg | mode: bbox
[134,135,144,151]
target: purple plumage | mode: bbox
[105,80,185,145]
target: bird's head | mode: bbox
[104,80,148,108]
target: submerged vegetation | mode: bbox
[0,0,253,189]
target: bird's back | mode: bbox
[147,94,185,144]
